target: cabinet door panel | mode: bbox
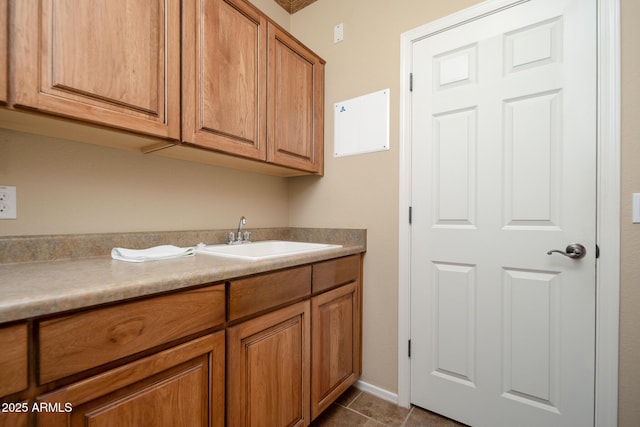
[0,323,28,397]
[0,409,28,427]
[227,301,310,427]
[267,23,324,174]
[182,0,267,160]
[36,332,225,427]
[311,282,361,419]
[13,0,180,139]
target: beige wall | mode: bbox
[619,0,640,425]
[0,129,289,235]
[251,0,290,29]
[288,0,483,395]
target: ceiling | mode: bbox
[273,0,318,14]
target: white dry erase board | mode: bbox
[334,88,390,157]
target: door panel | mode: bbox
[409,1,596,426]
[431,262,476,385]
[502,268,561,411]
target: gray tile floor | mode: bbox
[311,387,469,427]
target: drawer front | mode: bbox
[39,284,225,384]
[228,266,311,322]
[0,323,28,397]
[312,255,360,294]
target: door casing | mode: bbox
[397,1,620,426]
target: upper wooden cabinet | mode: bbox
[0,0,7,105]
[267,22,324,174]
[182,0,324,174]
[182,0,267,161]
[11,0,181,140]
[7,0,324,175]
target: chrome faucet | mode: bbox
[237,216,246,238]
[228,216,250,244]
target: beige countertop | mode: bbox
[0,228,366,324]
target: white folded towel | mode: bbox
[111,245,195,263]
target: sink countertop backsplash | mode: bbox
[0,228,366,324]
[0,228,365,264]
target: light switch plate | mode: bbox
[334,23,344,43]
[633,193,640,223]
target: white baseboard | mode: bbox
[354,380,404,407]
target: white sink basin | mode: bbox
[196,240,342,260]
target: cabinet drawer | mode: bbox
[228,266,311,321]
[312,255,360,294]
[39,284,225,384]
[0,323,28,397]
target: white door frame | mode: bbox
[397,1,621,426]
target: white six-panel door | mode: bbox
[409,1,596,426]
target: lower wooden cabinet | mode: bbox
[0,323,28,398]
[35,332,225,427]
[227,301,311,427]
[1,254,363,427]
[311,281,361,420]
[0,323,28,427]
[0,409,28,427]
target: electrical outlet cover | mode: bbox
[0,186,16,219]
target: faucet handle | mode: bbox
[227,232,235,244]
[243,231,251,242]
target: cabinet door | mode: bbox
[0,0,7,105]
[182,0,267,160]
[36,332,225,427]
[12,0,180,140]
[227,301,310,427]
[311,281,362,420]
[0,323,28,398]
[267,23,324,174]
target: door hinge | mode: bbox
[596,244,600,259]
[408,339,411,358]
[409,206,412,224]
[409,73,413,92]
